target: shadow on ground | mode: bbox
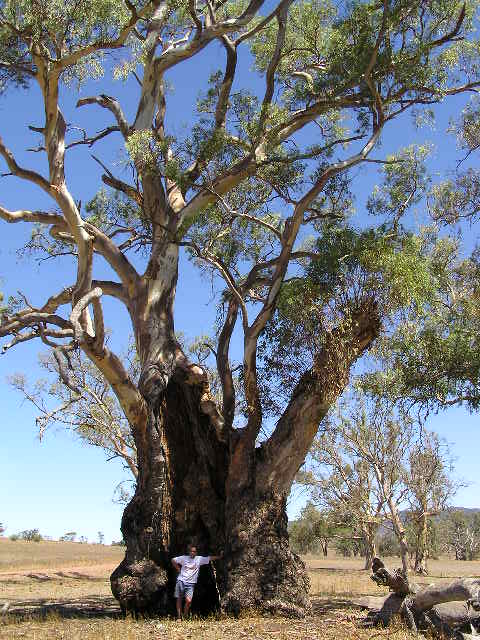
[311,597,364,615]
[4,593,362,623]
[4,595,121,621]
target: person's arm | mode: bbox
[171,557,182,572]
[209,553,223,561]
[201,552,223,564]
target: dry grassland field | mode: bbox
[1,539,480,639]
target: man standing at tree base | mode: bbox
[172,544,221,620]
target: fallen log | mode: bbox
[361,558,480,638]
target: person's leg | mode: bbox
[174,580,184,620]
[176,596,183,620]
[183,584,194,618]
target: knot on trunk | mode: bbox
[177,361,226,441]
[111,559,169,614]
[139,362,170,403]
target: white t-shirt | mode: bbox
[173,555,211,584]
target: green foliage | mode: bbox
[367,145,432,221]
[249,0,480,115]
[0,0,133,88]
[362,234,480,413]
[288,502,337,555]
[14,528,43,542]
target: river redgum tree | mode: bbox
[0,0,479,617]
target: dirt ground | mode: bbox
[1,540,479,640]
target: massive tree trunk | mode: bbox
[111,368,228,616]
[111,379,310,617]
[111,283,380,617]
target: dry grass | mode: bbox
[0,610,417,640]
[306,551,480,598]
[0,538,123,573]
[1,543,479,640]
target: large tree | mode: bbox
[0,0,478,617]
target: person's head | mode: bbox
[188,544,197,558]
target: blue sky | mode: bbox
[1,36,479,544]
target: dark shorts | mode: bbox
[174,579,195,600]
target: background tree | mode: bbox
[298,422,385,570]
[302,391,416,573]
[0,523,5,536]
[12,529,43,542]
[9,348,138,479]
[289,502,334,556]
[441,510,480,560]
[0,0,478,617]
[404,431,459,574]
[60,531,77,542]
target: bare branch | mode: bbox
[91,154,143,206]
[217,298,238,431]
[77,96,130,138]
[0,205,64,225]
[215,36,237,129]
[66,125,121,150]
[257,1,291,135]
[234,0,292,46]
[0,136,52,194]
[70,287,103,344]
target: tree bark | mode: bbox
[385,496,410,575]
[362,528,377,571]
[221,489,311,617]
[414,513,429,575]
[111,368,228,616]
[111,292,379,617]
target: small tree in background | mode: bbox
[98,531,105,545]
[298,416,385,570]
[441,511,480,561]
[289,502,337,556]
[60,531,77,542]
[404,432,459,574]
[0,523,5,536]
[17,529,43,542]
[300,391,415,573]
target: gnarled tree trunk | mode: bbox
[111,369,227,616]
[111,286,380,617]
